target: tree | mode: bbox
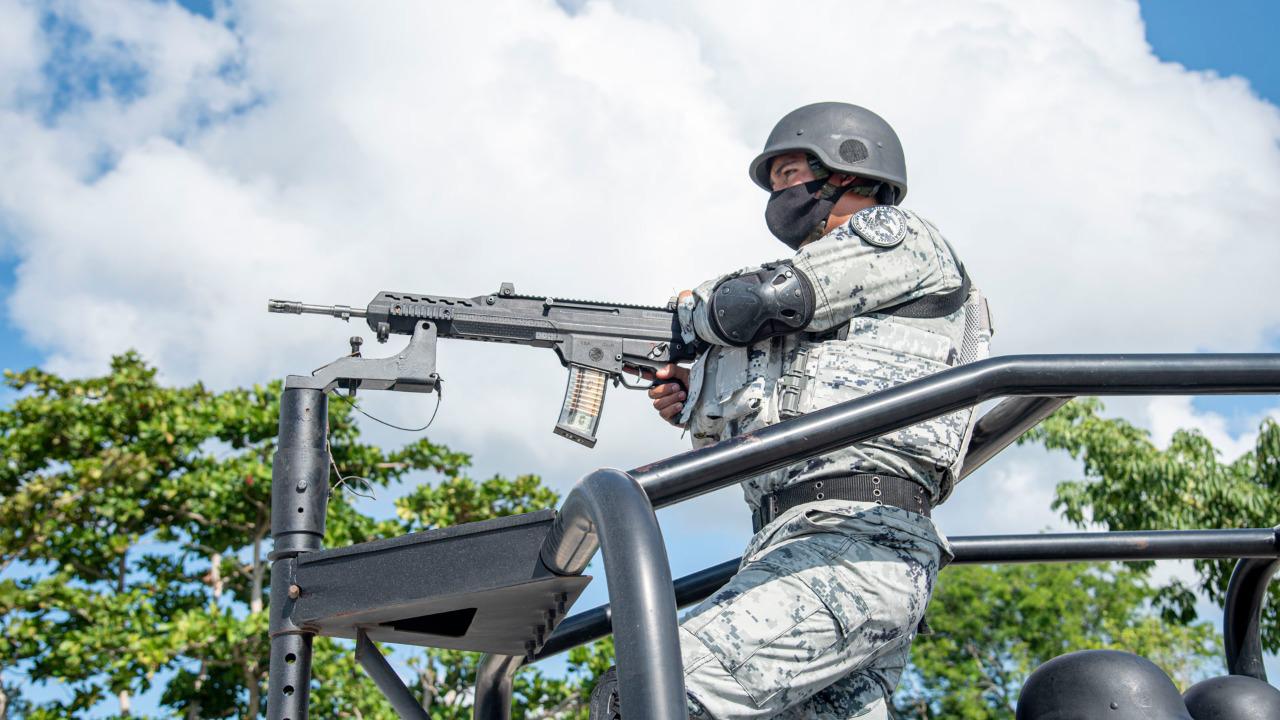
[8,359,1249,718]
[887,397,1279,718]
[511,397,1271,718]
[894,562,1218,719]
[0,353,606,718]
[1025,398,1280,647]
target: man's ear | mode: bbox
[828,173,858,187]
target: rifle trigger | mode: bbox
[615,367,655,391]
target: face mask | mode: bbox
[765,179,843,250]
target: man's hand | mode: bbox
[646,363,690,426]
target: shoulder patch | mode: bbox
[851,206,908,248]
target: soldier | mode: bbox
[593,102,994,719]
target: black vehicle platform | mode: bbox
[289,509,589,656]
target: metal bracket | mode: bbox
[286,321,440,394]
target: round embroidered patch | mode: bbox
[851,206,907,248]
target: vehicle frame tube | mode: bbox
[267,388,331,720]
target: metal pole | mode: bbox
[950,528,1280,564]
[535,528,1280,661]
[1224,549,1280,681]
[959,396,1072,480]
[537,468,686,720]
[535,393,1076,662]
[354,629,431,720]
[267,388,332,720]
[630,354,1280,508]
[472,654,524,720]
[537,558,740,661]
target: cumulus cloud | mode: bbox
[1,0,1279,599]
[1144,395,1280,461]
[0,2,41,105]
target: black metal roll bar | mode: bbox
[473,354,1280,719]
[535,528,1280,678]
[266,355,1280,720]
[1225,557,1280,679]
[632,354,1280,508]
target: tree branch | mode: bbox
[964,641,1014,713]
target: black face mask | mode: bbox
[765,179,846,250]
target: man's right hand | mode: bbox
[646,363,690,426]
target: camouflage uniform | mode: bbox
[674,205,992,718]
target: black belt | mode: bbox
[752,473,931,533]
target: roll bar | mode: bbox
[267,354,1280,720]
[478,354,1280,719]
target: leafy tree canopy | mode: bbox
[895,562,1218,719]
[0,362,1266,718]
[0,353,604,718]
[1025,398,1280,647]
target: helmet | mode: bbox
[588,665,621,719]
[1183,675,1280,719]
[748,102,908,204]
[1016,650,1192,720]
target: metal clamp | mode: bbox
[286,321,440,394]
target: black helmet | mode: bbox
[588,665,621,720]
[1183,674,1280,719]
[1016,650,1193,719]
[748,102,908,204]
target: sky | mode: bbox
[1,0,1278,714]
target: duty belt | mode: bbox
[752,473,931,533]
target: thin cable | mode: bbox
[332,387,442,433]
[324,386,444,499]
[328,438,376,500]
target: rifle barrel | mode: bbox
[268,299,368,320]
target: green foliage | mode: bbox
[0,353,604,718]
[3,359,1257,719]
[895,562,1218,719]
[1023,398,1280,648]
[893,396,1276,718]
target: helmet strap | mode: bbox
[805,155,831,180]
[848,180,881,198]
[876,184,898,205]
[815,181,846,201]
[814,181,856,239]
[806,154,890,205]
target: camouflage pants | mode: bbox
[680,501,947,719]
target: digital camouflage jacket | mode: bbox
[677,206,993,510]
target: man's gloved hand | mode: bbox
[646,363,690,425]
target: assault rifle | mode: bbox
[268,282,696,447]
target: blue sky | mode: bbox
[3,0,1278,378]
[1142,0,1278,104]
[3,0,1280,714]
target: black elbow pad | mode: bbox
[708,263,816,346]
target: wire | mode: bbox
[332,386,443,433]
[324,385,444,499]
[328,439,377,500]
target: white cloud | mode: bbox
[2,2,1280,671]
[5,1,1276,381]
[1143,395,1274,462]
[936,441,1079,536]
[0,1,42,107]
